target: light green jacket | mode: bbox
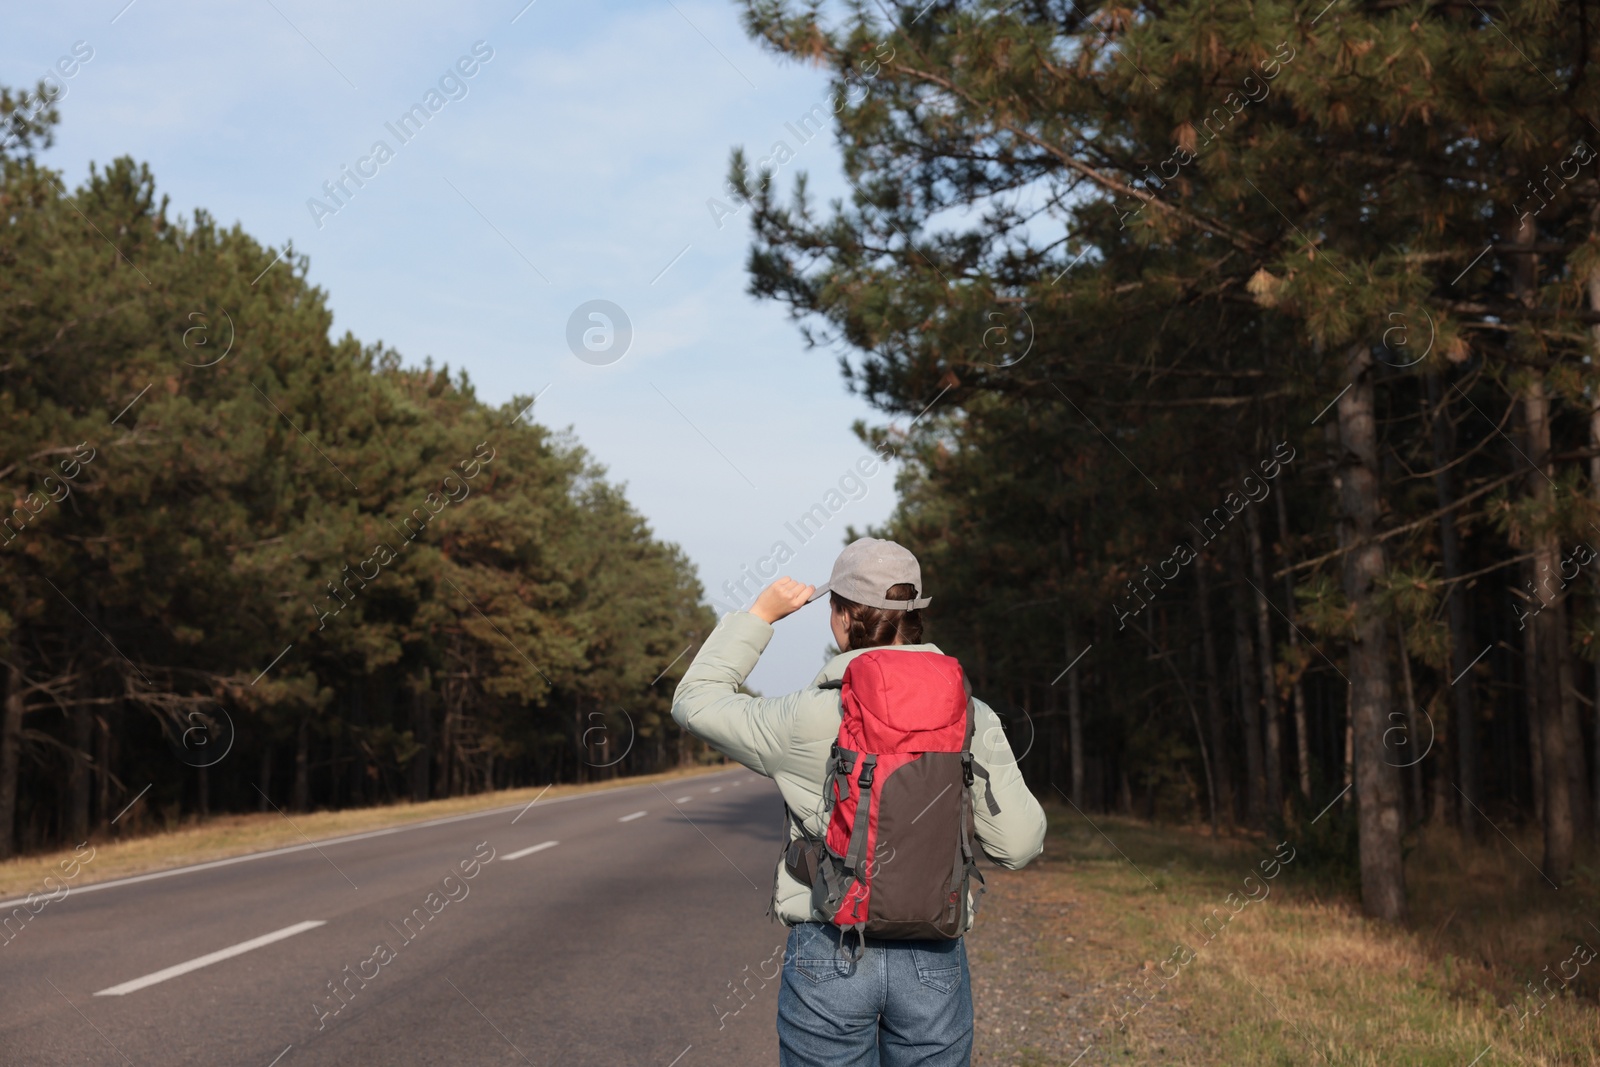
[671,610,1047,929]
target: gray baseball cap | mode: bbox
[805,537,932,610]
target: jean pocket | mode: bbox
[911,942,965,995]
[792,923,852,984]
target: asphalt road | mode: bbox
[0,769,790,1065]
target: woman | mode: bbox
[673,537,1047,1065]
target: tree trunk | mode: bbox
[1335,340,1406,921]
[329,719,343,809]
[1065,625,1085,809]
[1427,691,1450,826]
[1508,210,1573,881]
[68,698,92,842]
[258,742,273,811]
[1593,656,1600,842]
[1395,624,1424,823]
[1274,486,1313,801]
[442,690,459,796]
[293,716,310,812]
[0,576,30,858]
[1231,562,1267,828]
[1524,376,1575,883]
[1589,267,1600,841]
[1246,504,1285,820]
[1044,682,1061,792]
[1425,370,1475,841]
[95,713,112,832]
[0,655,21,860]
[1343,681,1354,803]
[1195,563,1233,826]
[411,681,432,802]
[1056,527,1087,808]
[1525,618,1545,823]
[1325,416,1355,814]
[1558,622,1589,841]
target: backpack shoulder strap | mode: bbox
[959,669,1003,817]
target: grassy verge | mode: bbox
[968,805,1600,1065]
[0,762,732,899]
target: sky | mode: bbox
[5,0,905,694]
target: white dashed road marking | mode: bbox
[619,811,647,822]
[95,920,325,996]
[502,841,559,860]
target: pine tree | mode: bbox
[0,95,713,853]
[734,0,1600,914]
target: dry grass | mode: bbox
[0,762,731,899]
[969,807,1600,1066]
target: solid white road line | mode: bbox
[94,920,325,996]
[501,841,559,860]
[618,811,647,823]
[0,770,748,910]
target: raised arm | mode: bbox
[671,578,817,776]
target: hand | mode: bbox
[750,577,816,625]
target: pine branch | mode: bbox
[1273,469,1524,579]
[881,59,1266,254]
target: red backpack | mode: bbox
[782,648,1001,958]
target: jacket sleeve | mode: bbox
[670,611,805,777]
[969,697,1047,869]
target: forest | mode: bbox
[733,0,1600,918]
[0,98,713,858]
[7,0,1600,933]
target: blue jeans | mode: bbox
[776,921,973,1067]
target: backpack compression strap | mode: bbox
[955,758,989,925]
[818,677,850,816]
[841,754,877,878]
[824,742,857,815]
[967,750,1002,818]
[962,694,1004,818]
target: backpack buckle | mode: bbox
[961,752,974,787]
